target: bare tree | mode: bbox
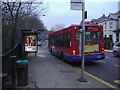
[15,15,48,44]
[2,0,48,50]
[50,24,65,31]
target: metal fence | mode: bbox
[1,43,22,88]
[2,44,21,75]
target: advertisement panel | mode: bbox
[84,44,99,52]
[25,35,37,52]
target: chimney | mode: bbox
[103,14,105,17]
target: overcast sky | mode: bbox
[41,0,120,30]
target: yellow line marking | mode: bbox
[71,66,117,89]
[114,64,120,68]
[114,80,120,84]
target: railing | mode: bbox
[2,44,21,75]
[1,43,22,88]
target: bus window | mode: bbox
[75,31,101,43]
[91,31,101,41]
[85,31,101,43]
[75,32,80,43]
[85,32,91,42]
[59,32,70,47]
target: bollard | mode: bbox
[10,56,17,88]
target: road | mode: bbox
[70,52,120,88]
[39,41,120,88]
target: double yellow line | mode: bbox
[114,80,120,84]
[71,65,119,89]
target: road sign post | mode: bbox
[70,0,87,82]
[77,0,87,83]
[78,0,87,83]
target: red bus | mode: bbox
[48,25,105,62]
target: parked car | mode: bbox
[113,42,120,57]
[37,41,42,46]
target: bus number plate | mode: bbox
[97,55,102,58]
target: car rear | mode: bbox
[113,42,120,57]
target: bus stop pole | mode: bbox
[77,0,87,82]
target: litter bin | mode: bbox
[16,60,28,86]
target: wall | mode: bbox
[113,33,116,43]
[118,1,120,11]
[119,16,120,29]
[102,20,117,37]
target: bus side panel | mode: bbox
[59,27,73,60]
[63,27,80,62]
[48,27,73,59]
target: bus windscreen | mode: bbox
[85,31,101,43]
[75,31,101,43]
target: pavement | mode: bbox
[25,47,113,88]
[104,50,113,53]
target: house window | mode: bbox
[116,33,119,42]
[104,22,107,30]
[109,22,113,29]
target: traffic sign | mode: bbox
[70,0,84,11]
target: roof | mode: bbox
[21,29,44,34]
[113,29,120,32]
[91,14,107,24]
[108,11,120,19]
[104,17,117,21]
[81,11,120,25]
[80,14,107,25]
[84,21,92,25]
[80,21,93,25]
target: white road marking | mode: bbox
[98,60,106,63]
[105,56,110,58]
[37,55,46,57]
[114,64,120,68]
[38,51,44,53]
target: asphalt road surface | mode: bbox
[70,52,120,88]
